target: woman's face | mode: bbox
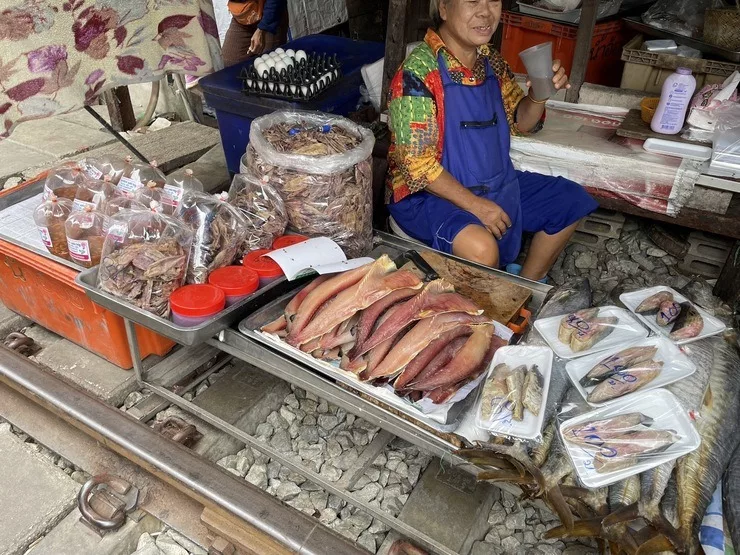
[439,0,502,49]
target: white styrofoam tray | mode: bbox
[474,345,553,441]
[564,336,697,407]
[643,138,712,161]
[619,286,726,345]
[533,306,649,360]
[559,388,701,488]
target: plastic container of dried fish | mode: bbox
[619,286,726,345]
[474,345,552,441]
[533,306,648,360]
[564,336,697,407]
[558,389,701,488]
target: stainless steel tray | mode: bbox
[238,293,474,432]
[623,16,740,63]
[75,266,301,346]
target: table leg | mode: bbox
[124,318,145,383]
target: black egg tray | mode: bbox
[238,52,342,102]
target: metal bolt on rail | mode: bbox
[77,474,140,534]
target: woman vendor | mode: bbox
[386,0,598,281]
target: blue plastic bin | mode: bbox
[200,35,384,174]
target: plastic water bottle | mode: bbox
[651,67,697,135]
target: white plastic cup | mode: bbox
[519,42,557,101]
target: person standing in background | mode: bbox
[221,0,289,66]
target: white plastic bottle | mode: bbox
[651,67,697,135]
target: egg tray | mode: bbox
[238,52,342,102]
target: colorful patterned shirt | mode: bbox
[386,29,543,203]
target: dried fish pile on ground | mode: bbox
[246,112,374,257]
[262,255,508,405]
[228,171,287,253]
[176,191,248,284]
[98,211,192,317]
[456,278,740,555]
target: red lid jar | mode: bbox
[170,284,225,326]
[208,266,259,306]
[243,249,284,287]
[272,234,309,250]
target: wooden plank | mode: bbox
[102,87,136,132]
[381,0,409,110]
[565,0,598,103]
[419,250,532,324]
[616,109,706,145]
[201,507,294,555]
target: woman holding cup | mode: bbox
[386,0,598,281]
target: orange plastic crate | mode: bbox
[501,11,628,88]
[0,239,175,369]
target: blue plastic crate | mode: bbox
[200,34,384,174]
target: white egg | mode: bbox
[290,85,296,94]
[278,83,285,93]
[333,69,339,78]
[275,60,286,73]
[261,69,269,79]
[285,49,295,57]
[246,78,253,88]
[296,50,307,62]
[323,72,331,83]
[267,82,275,91]
[270,52,280,59]
[284,58,294,67]
[300,85,308,96]
[254,61,266,74]
[275,47,285,54]
[264,58,276,69]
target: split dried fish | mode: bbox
[635,290,674,314]
[522,365,543,416]
[506,365,526,421]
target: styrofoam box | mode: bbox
[559,388,701,488]
[474,345,553,441]
[534,306,649,360]
[619,286,726,345]
[565,336,697,407]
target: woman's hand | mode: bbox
[472,198,511,240]
[248,29,266,56]
[525,59,571,94]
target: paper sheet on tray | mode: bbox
[266,237,373,280]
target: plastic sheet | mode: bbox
[176,191,248,285]
[98,209,193,318]
[80,155,126,185]
[227,171,287,254]
[564,337,697,406]
[73,176,116,213]
[33,195,73,260]
[104,193,147,217]
[64,206,108,269]
[116,157,165,195]
[134,181,167,214]
[711,102,740,171]
[245,110,375,257]
[534,306,649,359]
[43,163,85,201]
[558,389,700,487]
[161,169,203,215]
[474,345,552,441]
[641,0,724,38]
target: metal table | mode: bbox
[74,232,550,554]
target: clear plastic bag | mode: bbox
[43,163,85,201]
[641,0,724,38]
[246,110,375,257]
[116,157,165,195]
[33,195,73,260]
[161,169,203,215]
[104,193,147,217]
[80,155,126,184]
[73,176,116,213]
[227,171,287,254]
[134,181,166,213]
[558,389,700,488]
[98,208,193,317]
[175,191,248,284]
[65,206,109,269]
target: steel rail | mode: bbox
[0,346,365,555]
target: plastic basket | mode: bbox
[640,97,660,123]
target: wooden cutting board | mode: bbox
[404,250,532,325]
[616,109,706,146]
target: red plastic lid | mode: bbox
[208,266,259,296]
[272,234,309,249]
[243,249,284,278]
[170,284,225,317]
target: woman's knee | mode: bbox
[453,226,499,267]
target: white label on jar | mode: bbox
[85,166,103,179]
[67,238,91,262]
[72,199,96,212]
[162,184,183,207]
[38,226,53,248]
[117,176,142,194]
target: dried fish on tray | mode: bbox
[245,111,374,258]
[98,209,193,318]
[176,191,248,285]
[227,170,287,254]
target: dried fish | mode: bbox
[522,365,543,416]
[228,171,287,254]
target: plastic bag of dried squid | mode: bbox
[65,206,109,269]
[245,110,375,258]
[98,205,193,318]
[34,194,73,261]
[175,191,248,285]
[227,170,287,254]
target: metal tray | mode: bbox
[623,16,740,63]
[238,293,474,432]
[75,266,302,346]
